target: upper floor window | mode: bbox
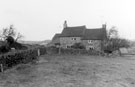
[88,40,93,43]
[72,38,76,40]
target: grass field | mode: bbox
[0,55,135,87]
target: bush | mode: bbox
[103,38,130,52]
[71,43,85,49]
[0,45,10,54]
[0,46,47,71]
[46,46,59,54]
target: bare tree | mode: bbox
[15,33,24,42]
[103,26,130,51]
[108,26,119,39]
[0,25,23,41]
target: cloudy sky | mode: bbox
[0,0,135,41]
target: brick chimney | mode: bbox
[102,24,106,29]
[102,23,107,39]
[63,20,67,28]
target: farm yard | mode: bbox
[0,55,135,87]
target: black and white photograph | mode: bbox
[0,0,135,87]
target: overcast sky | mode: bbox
[0,0,135,41]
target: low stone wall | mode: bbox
[46,47,100,55]
[60,48,100,55]
[0,46,100,72]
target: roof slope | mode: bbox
[52,34,61,41]
[51,33,61,44]
[82,28,107,40]
[61,26,86,37]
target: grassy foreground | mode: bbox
[0,55,135,87]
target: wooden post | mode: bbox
[38,49,40,56]
[0,64,3,72]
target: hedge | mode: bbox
[0,47,47,71]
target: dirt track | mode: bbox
[0,55,135,87]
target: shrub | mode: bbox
[103,38,130,52]
[0,45,10,54]
[71,43,85,49]
[0,46,47,71]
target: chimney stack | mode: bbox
[63,20,67,28]
[102,23,106,29]
[102,23,107,39]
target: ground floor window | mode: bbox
[89,46,94,50]
[66,45,71,48]
[72,38,76,40]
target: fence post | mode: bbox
[38,49,40,56]
[0,64,3,72]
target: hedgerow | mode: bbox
[0,47,46,71]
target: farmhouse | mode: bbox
[50,21,107,51]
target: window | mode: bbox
[72,38,76,40]
[89,46,94,50]
[66,45,71,48]
[88,40,93,43]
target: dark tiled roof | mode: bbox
[60,26,86,37]
[51,33,61,44]
[52,34,61,40]
[82,28,107,40]
[52,25,107,42]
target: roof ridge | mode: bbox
[86,28,103,30]
[66,25,86,28]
